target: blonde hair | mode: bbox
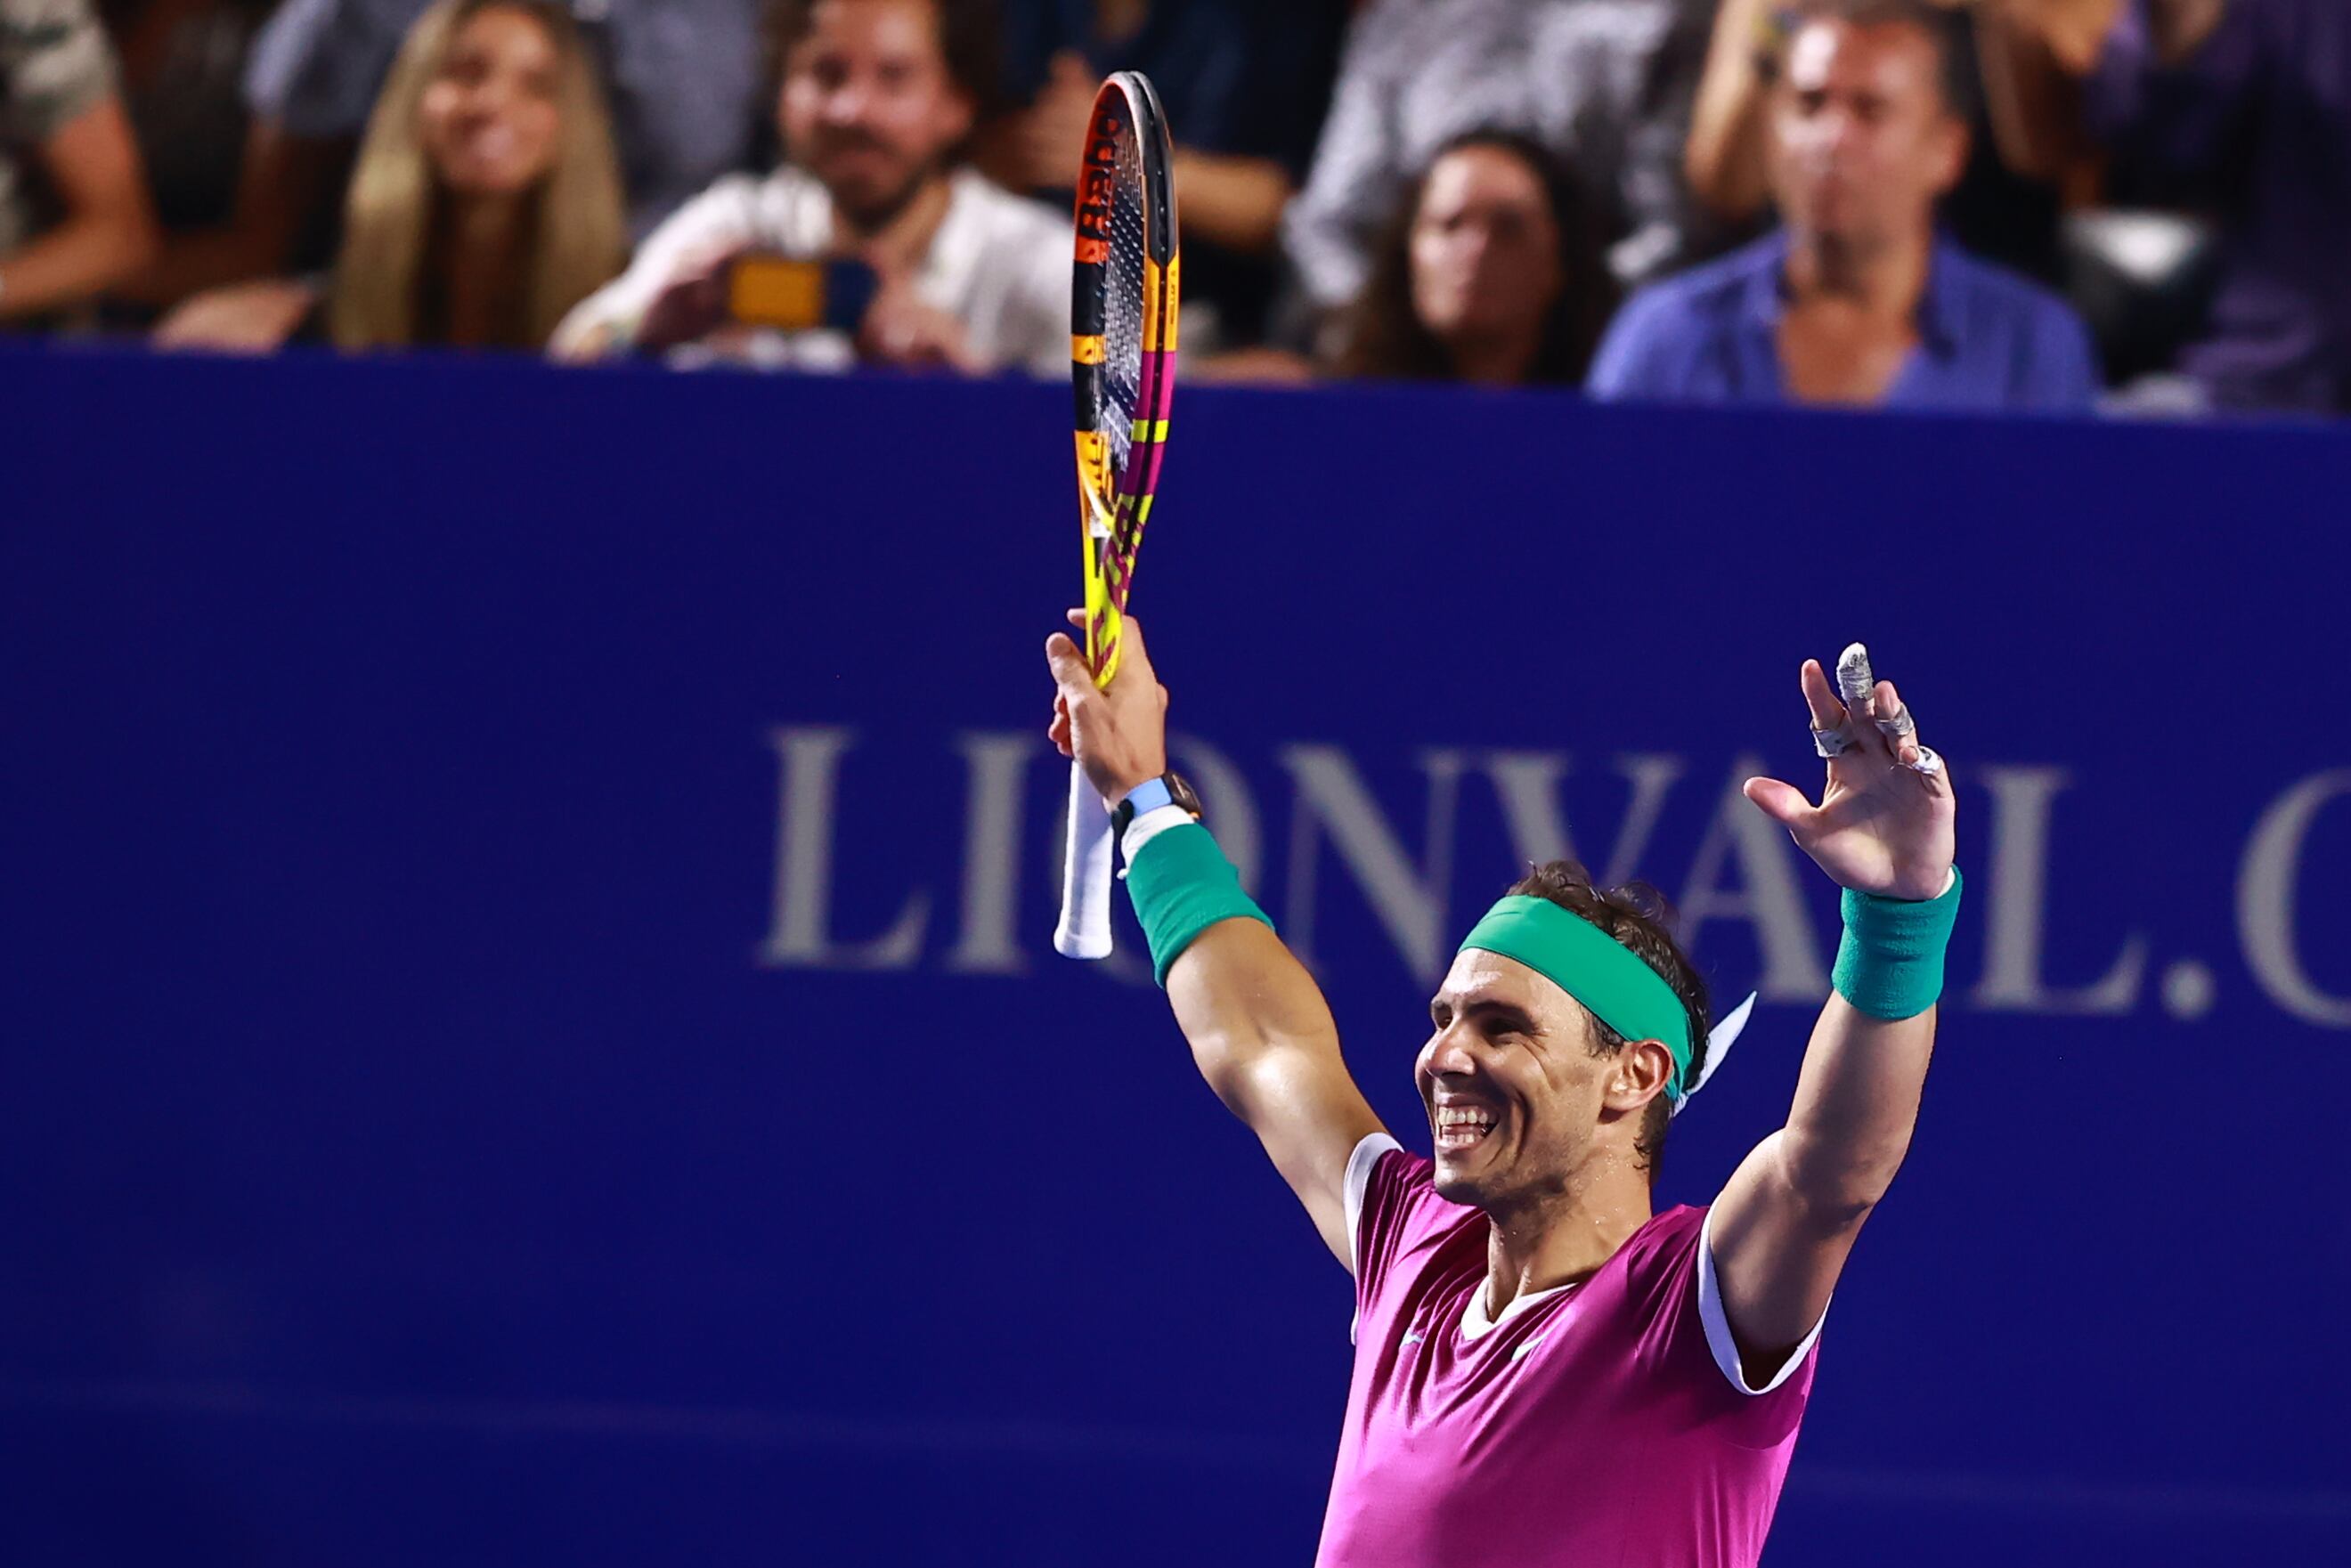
[330,0,628,351]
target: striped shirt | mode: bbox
[1281,0,1721,317]
[0,0,115,257]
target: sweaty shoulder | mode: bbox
[1617,1202,1709,1308]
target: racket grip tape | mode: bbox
[1054,758,1117,960]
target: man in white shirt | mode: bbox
[554,0,1068,376]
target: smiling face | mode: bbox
[418,5,565,199]
[1419,950,1673,1213]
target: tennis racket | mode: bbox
[1053,70,1179,962]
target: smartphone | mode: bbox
[725,256,881,333]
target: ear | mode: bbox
[1602,1038,1677,1115]
[1928,113,1970,197]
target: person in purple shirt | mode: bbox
[2075,0,2351,414]
[1045,618,1965,1567]
[1590,0,2095,411]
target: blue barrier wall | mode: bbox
[3,345,2347,1565]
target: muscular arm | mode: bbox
[0,95,156,321]
[1712,652,1957,1382]
[1045,614,1385,1272]
[1709,995,1935,1373]
[1167,919,1387,1269]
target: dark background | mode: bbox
[2,345,2346,1564]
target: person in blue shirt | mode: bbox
[1590,0,2095,413]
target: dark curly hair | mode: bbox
[1334,130,1620,386]
[1504,859,1712,1189]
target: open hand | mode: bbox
[1743,653,1956,900]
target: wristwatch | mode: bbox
[1111,771,1203,840]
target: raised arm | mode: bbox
[1045,616,1385,1270]
[1708,651,1959,1381]
[1969,1,2095,182]
[1684,0,1779,223]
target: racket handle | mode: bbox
[1053,758,1116,960]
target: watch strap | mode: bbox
[1111,776,1179,840]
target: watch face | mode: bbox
[1166,772,1203,817]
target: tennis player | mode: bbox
[1045,622,1960,1565]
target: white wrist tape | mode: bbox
[1119,803,1195,867]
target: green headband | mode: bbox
[1456,896,1693,1101]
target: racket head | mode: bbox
[1070,70,1179,692]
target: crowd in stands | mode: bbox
[0,0,2342,417]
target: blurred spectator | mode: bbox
[119,0,761,310]
[552,0,1064,376]
[1689,0,2086,283]
[2069,0,2351,414]
[982,0,1347,346]
[157,0,626,352]
[1282,0,1720,345]
[1332,130,1618,386]
[1590,0,2095,409]
[0,0,158,321]
[102,2,273,250]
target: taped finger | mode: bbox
[1835,643,1878,719]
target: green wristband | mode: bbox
[1125,822,1273,987]
[1832,869,1964,1020]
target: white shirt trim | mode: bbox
[1696,1206,1828,1396]
[1458,1275,1577,1342]
[1342,1132,1403,1277]
[1342,1132,1402,1345]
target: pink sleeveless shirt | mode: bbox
[1316,1138,1821,1568]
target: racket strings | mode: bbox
[1100,126,1150,482]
